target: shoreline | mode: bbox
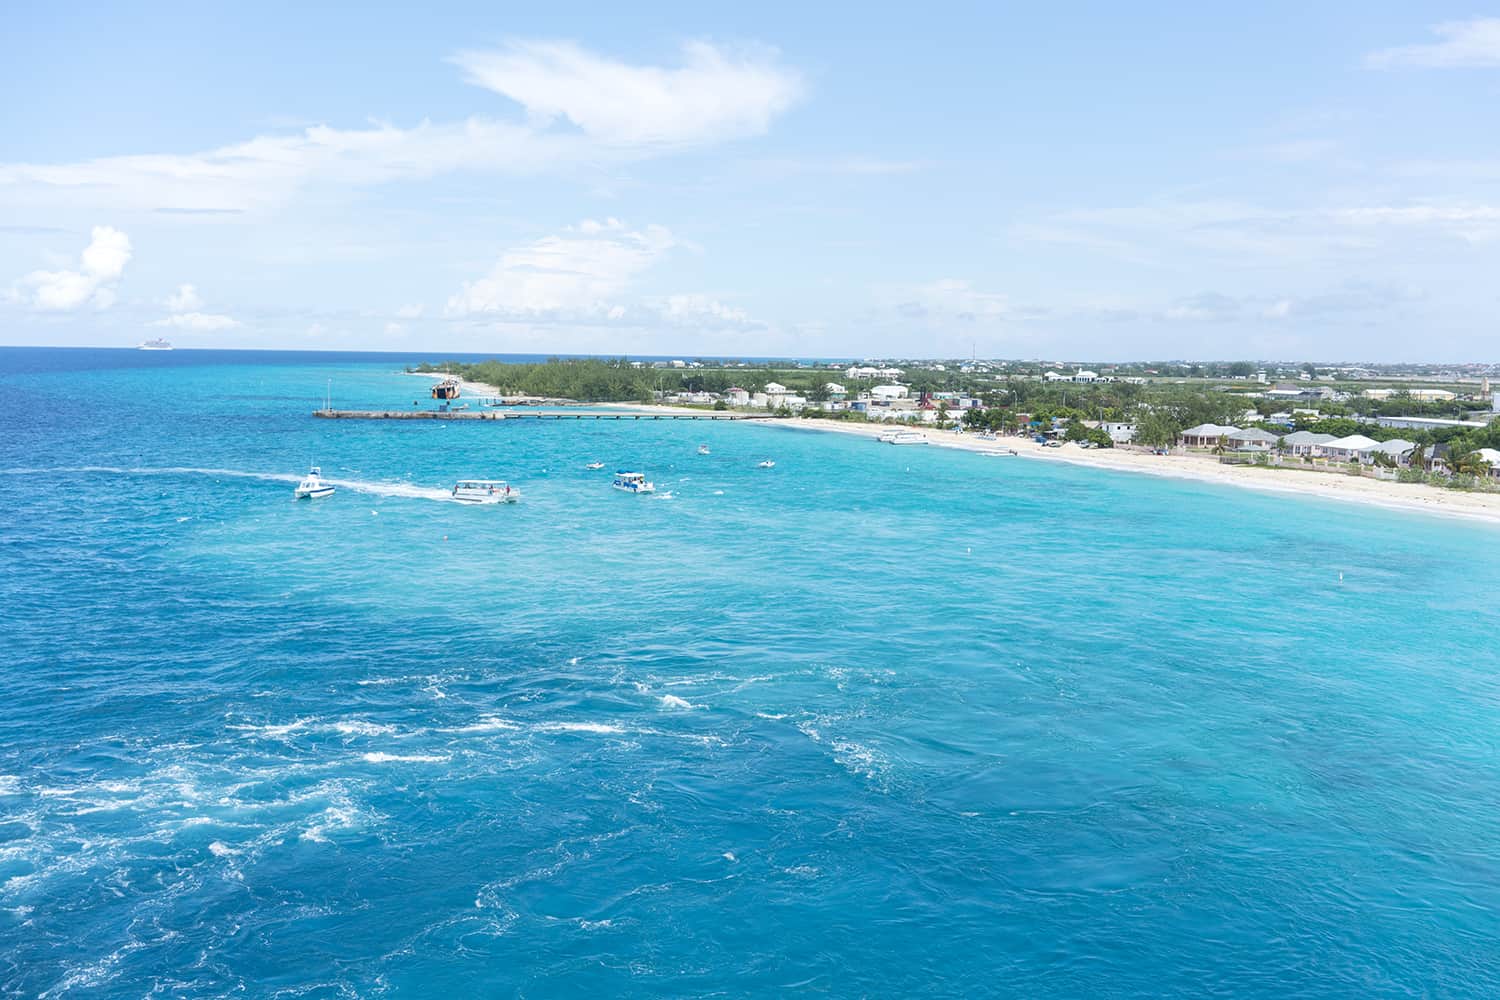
[746,415,1500,527]
[417,396,1500,526]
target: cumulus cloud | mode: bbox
[654,293,759,329]
[451,40,802,146]
[446,218,678,318]
[0,40,803,213]
[7,225,131,310]
[1367,18,1500,69]
[153,282,238,331]
[163,283,203,312]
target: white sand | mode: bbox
[749,417,1500,526]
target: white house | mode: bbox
[1477,448,1500,478]
[1043,370,1070,382]
[725,387,750,406]
[1226,428,1280,451]
[824,382,847,398]
[870,384,909,401]
[1320,434,1381,462]
[763,381,789,395]
[1280,430,1336,456]
[1181,423,1240,448]
[1072,370,1099,383]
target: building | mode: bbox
[1320,434,1381,462]
[1226,428,1280,451]
[1370,439,1418,465]
[1180,423,1240,448]
[1374,415,1489,432]
[725,387,750,406]
[1476,448,1500,479]
[1280,430,1336,457]
[1072,370,1099,383]
[824,382,847,399]
[763,381,789,395]
[1364,388,1457,402]
[870,384,910,401]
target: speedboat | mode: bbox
[697,444,711,455]
[452,479,519,503]
[757,459,775,468]
[294,466,335,499]
[883,430,928,445]
[585,461,605,470]
[612,471,655,494]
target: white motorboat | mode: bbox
[452,479,519,504]
[612,471,655,494]
[757,459,775,468]
[697,444,711,455]
[138,338,173,351]
[585,461,605,470]
[883,430,928,445]
[294,466,335,499]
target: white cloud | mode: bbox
[1367,18,1500,69]
[446,218,678,317]
[7,225,131,310]
[0,41,802,214]
[153,282,238,331]
[395,303,424,319]
[451,40,802,146]
[152,311,239,331]
[163,283,203,312]
[655,293,758,329]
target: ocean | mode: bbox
[3,347,1499,997]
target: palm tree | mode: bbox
[1451,450,1489,477]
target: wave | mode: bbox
[0,465,456,502]
[360,752,450,764]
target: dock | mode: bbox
[313,410,762,421]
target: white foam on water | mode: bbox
[332,720,397,737]
[361,752,450,764]
[0,775,22,794]
[535,721,625,735]
[1,466,457,502]
[442,717,521,734]
[208,841,237,857]
[658,694,698,711]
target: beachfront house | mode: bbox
[1476,448,1500,479]
[1181,423,1240,448]
[1320,434,1380,463]
[1371,439,1418,466]
[1226,428,1280,452]
[824,382,847,399]
[1280,430,1336,457]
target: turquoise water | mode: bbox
[3,347,1500,997]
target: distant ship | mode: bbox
[137,338,173,351]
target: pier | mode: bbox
[313,410,762,421]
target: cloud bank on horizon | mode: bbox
[1,6,1498,361]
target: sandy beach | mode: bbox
[745,416,1500,526]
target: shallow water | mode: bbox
[3,347,1500,996]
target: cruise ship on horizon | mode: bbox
[137,338,173,351]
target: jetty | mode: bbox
[314,410,760,421]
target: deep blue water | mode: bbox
[3,348,1500,997]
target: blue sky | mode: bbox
[3,2,1499,360]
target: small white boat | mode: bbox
[452,479,518,504]
[585,461,605,470]
[757,460,775,468]
[137,338,173,351]
[612,471,655,494]
[294,466,335,499]
[882,430,928,445]
[697,444,711,455]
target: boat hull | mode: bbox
[295,486,335,499]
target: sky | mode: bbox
[3,1,1499,361]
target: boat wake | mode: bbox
[0,466,456,502]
